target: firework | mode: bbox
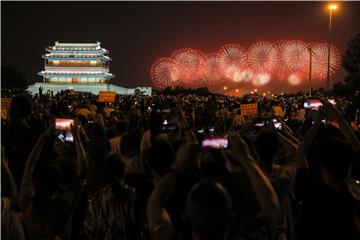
[288,73,302,86]
[311,43,341,79]
[218,44,247,81]
[171,48,205,86]
[273,40,290,75]
[233,69,254,83]
[202,53,226,85]
[150,40,341,89]
[151,58,179,89]
[283,40,309,74]
[252,73,271,86]
[247,41,277,74]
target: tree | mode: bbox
[333,33,360,96]
[1,66,28,91]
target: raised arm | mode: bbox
[173,104,198,144]
[147,142,200,232]
[224,134,280,223]
[1,155,18,209]
[21,116,55,187]
[321,99,360,152]
[71,123,89,179]
[20,116,55,210]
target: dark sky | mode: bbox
[2,1,360,93]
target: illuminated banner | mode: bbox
[240,103,258,116]
[99,91,116,102]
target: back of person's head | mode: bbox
[115,120,127,136]
[34,159,62,192]
[319,137,353,181]
[9,95,32,119]
[120,131,141,158]
[186,180,233,240]
[300,119,314,137]
[148,139,174,176]
[104,153,125,182]
[254,128,279,163]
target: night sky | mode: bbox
[2,1,360,93]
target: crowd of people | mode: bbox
[1,88,360,240]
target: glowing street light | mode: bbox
[235,89,239,93]
[326,3,338,91]
[223,86,228,91]
[254,89,258,92]
[251,91,254,94]
[328,4,338,10]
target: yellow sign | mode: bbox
[99,91,116,103]
[1,98,12,120]
[240,103,258,116]
[1,98,12,110]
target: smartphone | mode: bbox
[65,131,74,142]
[273,119,283,130]
[254,122,265,127]
[328,99,336,105]
[304,100,322,110]
[55,118,74,130]
[56,131,74,143]
[202,137,229,149]
[208,127,215,133]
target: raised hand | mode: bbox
[43,115,55,138]
[223,133,253,165]
[172,142,200,172]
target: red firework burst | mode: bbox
[273,40,290,76]
[283,40,310,73]
[151,58,178,89]
[171,48,205,87]
[311,43,341,80]
[252,73,271,86]
[247,41,277,74]
[203,53,226,86]
[218,44,247,81]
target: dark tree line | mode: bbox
[1,66,28,96]
[333,33,360,97]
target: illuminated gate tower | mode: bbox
[39,42,114,85]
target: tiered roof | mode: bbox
[39,42,115,80]
[43,41,111,61]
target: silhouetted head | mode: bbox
[254,128,279,164]
[34,157,62,196]
[148,139,174,176]
[319,137,353,181]
[104,153,125,182]
[9,95,32,119]
[115,120,127,136]
[120,131,141,158]
[186,180,233,240]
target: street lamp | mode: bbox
[326,3,338,92]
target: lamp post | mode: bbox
[326,4,338,92]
